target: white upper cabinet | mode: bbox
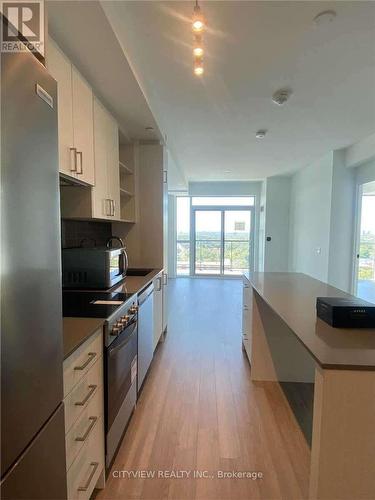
[92,99,109,219]
[47,39,74,178]
[106,114,120,220]
[47,38,94,186]
[71,68,95,186]
[92,98,120,220]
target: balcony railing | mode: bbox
[176,239,250,275]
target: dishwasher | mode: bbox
[137,282,154,392]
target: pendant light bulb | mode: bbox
[194,56,204,76]
[192,4,205,32]
[193,35,204,57]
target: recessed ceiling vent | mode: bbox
[272,88,292,106]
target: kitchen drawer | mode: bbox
[64,356,103,432]
[67,416,104,500]
[65,386,103,470]
[63,329,102,398]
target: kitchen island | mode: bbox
[243,272,375,500]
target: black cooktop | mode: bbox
[62,291,135,319]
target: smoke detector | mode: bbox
[272,88,292,106]
[256,130,267,139]
[313,10,336,27]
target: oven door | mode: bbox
[106,319,137,431]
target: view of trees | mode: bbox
[359,230,375,280]
[177,231,250,274]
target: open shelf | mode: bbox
[119,161,133,175]
[120,188,133,197]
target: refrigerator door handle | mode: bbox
[74,352,96,371]
[78,462,99,492]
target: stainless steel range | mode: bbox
[63,291,139,469]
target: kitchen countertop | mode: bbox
[63,317,105,360]
[110,268,163,295]
[244,272,375,370]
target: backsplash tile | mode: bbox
[61,220,112,248]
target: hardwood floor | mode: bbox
[97,278,310,500]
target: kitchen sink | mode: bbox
[126,268,154,277]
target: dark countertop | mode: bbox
[244,272,375,370]
[63,317,105,360]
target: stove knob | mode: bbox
[112,326,120,336]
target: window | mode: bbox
[176,197,190,275]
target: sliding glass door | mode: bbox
[193,206,253,276]
[194,210,222,274]
[354,181,375,303]
[224,210,251,275]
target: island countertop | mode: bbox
[244,272,375,370]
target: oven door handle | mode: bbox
[108,325,136,357]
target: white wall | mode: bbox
[264,176,290,272]
[258,181,266,272]
[328,151,356,291]
[344,132,375,168]
[356,158,375,185]
[288,152,333,282]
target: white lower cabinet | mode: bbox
[242,277,252,362]
[63,329,105,499]
[153,271,163,350]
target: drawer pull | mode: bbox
[74,352,96,371]
[75,416,97,442]
[77,462,99,492]
[74,385,97,406]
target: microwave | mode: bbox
[62,246,129,289]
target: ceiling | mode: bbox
[101,0,375,181]
[47,1,162,142]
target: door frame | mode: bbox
[191,204,255,277]
[351,183,363,295]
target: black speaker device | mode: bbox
[316,297,375,328]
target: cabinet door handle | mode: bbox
[105,199,111,217]
[76,151,83,175]
[74,352,96,371]
[111,199,116,217]
[157,277,162,291]
[70,147,77,172]
[75,416,98,442]
[163,273,168,286]
[77,462,99,492]
[74,385,97,406]
[163,170,168,184]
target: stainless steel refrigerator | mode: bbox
[1,37,67,499]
